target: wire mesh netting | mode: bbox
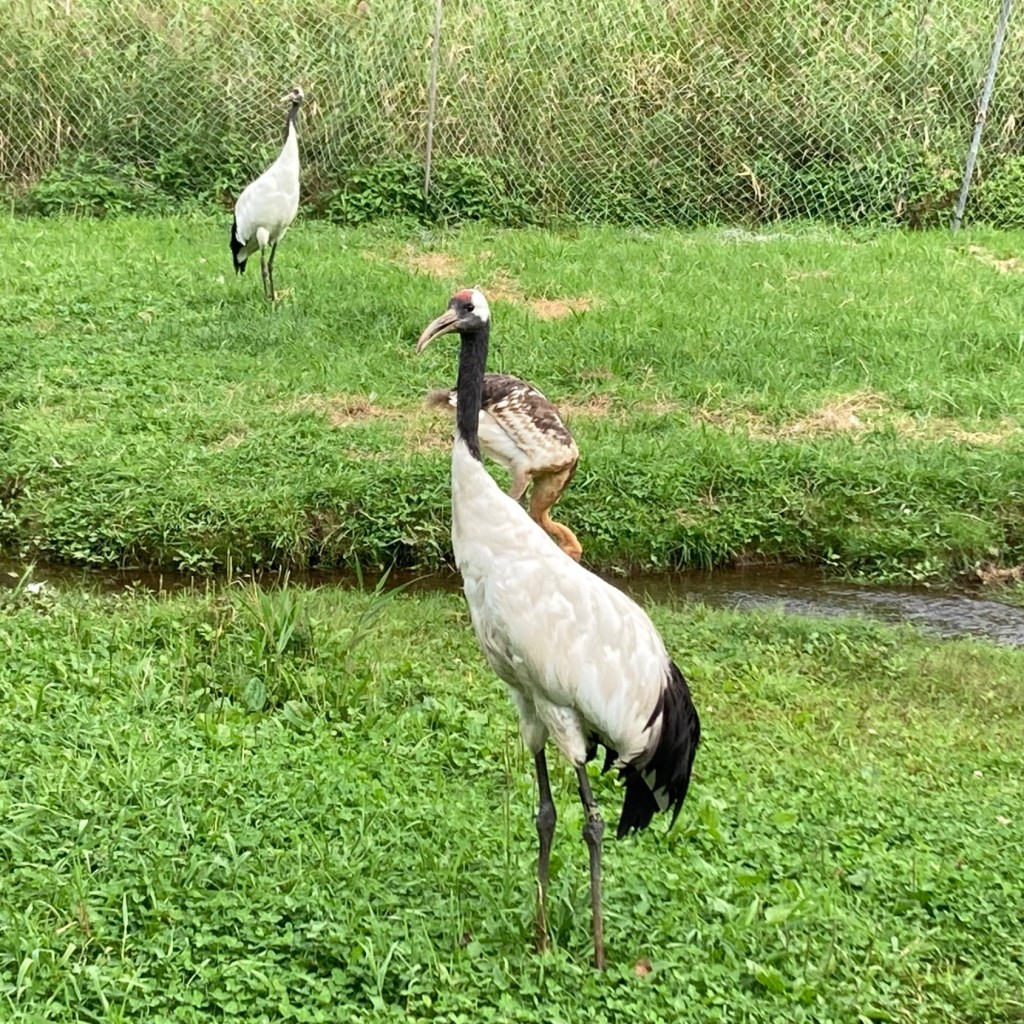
[2,0,1022,226]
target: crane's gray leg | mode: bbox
[575,764,605,970]
[267,243,279,301]
[534,749,557,953]
[260,247,271,300]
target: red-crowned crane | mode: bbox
[416,288,701,969]
[426,373,582,561]
[230,86,304,301]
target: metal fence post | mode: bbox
[424,0,443,200]
[951,0,1014,230]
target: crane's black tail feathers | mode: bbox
[230,217,246,273]
[615,661,701,839]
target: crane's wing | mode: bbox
[233,140,301,246]
[452,442,667,764]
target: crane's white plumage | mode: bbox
[452,440,673,766]
[427,373,582,560]
[416,287,700,970]
[230,86,304,300]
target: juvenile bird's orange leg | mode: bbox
[575,765,605,970]
[507,469,531,503]
[539,515,582,562]
[530,472,582,561]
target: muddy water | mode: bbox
[3,560,1024,648]
[620,567,1024,647]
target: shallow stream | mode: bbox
[4,560,1023,647]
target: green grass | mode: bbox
[1,580,1022,1022]
[2,215,1024,581]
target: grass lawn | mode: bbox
[1,215,1023,581]
[1,580,1022,1022]
[3,216,1023,1019]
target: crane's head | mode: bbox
[416,288,491,353]
[282,85,305,106]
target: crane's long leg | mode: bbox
[267,243,279,301]
[534,749,556,953]
[260,246,271,300]
[575,764,605,970]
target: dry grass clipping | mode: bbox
[284,394,392,429]
[695,392,1020,444]
[967,245,1024,274]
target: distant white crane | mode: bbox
[426,373,582,561]
[230,86,304,301]
[416,289,701,970]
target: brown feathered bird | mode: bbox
[427,372,582,561]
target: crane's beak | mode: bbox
[416,309,458,353]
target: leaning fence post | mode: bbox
[951,0,1013,230]
[424,0,443,200]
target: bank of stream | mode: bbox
[3,560,1023,648]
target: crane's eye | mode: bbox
[465,303,474,313]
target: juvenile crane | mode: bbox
[416,289,701,969]
[426,373,582,561]
[230,86,304,301]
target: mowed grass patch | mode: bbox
[1,582,1022,1022]
[1,216,1023,578]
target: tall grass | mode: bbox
[4,0,1024,225]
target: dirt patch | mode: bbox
[407,251,462,279]
[781,393,886,436]
[530,296,593,319]
[286,394,393,428]
[394,249,596,319]
[480,271,524,306]
[693,393,884,438]
[935,420,1021,445]
[967,245,1024,274]
[403,417,455,455]
[560,394,615,419]
[695,394,1020,445]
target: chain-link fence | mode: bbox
[2,0,1022,227]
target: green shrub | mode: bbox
[974,156,1024,228]
[23,153,168,217]
[320,157,536,227]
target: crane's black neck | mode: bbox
[283,102,300,144]
[455,323,489,462]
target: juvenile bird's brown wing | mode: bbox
[478,374,578,471]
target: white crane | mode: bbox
[426,373,582,561]
[416,289,701,969]
[230,86,304,301]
